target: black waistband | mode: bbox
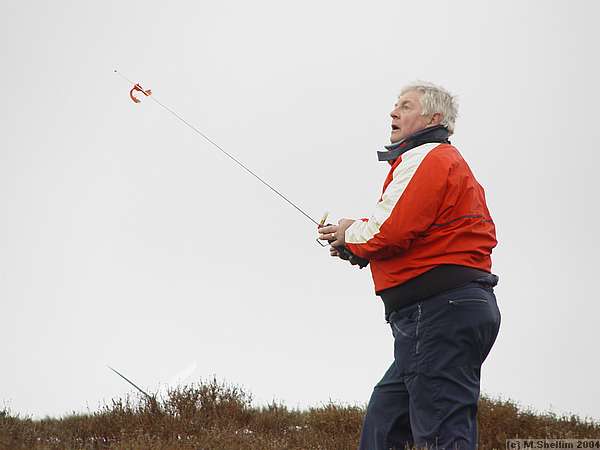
[378,265,492,317]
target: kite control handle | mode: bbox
[336,245,369,269]
[318,218,369,269]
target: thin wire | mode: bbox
[107,365,152,400]
[114,69,319,226]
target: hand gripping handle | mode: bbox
[318,221,369,269]
[336,246,369,269]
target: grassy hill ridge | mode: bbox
[1,377,599,449]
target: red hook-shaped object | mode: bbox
[129,83,152,103]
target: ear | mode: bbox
[428,112,443,126]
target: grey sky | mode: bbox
[1,0,599,420]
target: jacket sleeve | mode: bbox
[345,147,449,261]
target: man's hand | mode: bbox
[318,218,369,268]
[318,218,356,254]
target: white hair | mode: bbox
[399,82,458,134]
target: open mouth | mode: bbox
[391,125,400,131]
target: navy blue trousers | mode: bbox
[358,274,501,450]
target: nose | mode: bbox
[390,106,399,119]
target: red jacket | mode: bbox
[345,142,497,293]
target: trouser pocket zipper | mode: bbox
[448,298,488,305]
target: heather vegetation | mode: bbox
[1,377,599,449]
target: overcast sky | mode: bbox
[1,0,599,420]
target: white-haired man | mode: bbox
[319,82,501,449]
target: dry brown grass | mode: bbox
[1,377,598,449]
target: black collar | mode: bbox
[377,125,450,163]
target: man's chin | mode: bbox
[390,128,407,143]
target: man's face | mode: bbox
[389,90,432,143]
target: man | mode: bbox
[318,82,501,449]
